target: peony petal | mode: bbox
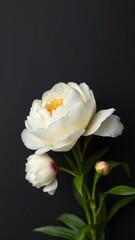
[30,100,41,112]
[43,179,58,195]
[53,129,85,152]
[29,111,42,120]
[26,116,45,129]
[36,169,55,186]
[50,82,71,96]
[52,105,67,118]
[84,108,115,136]
[35,147,50,154]
[38,108,50,120]
[68,82,87,101]
[25,172,36,186]
[42,90,50,99]
[48,116,73,136]
[64,90,83,112]
[21,129,46,150]
[31,117,74,140]
[30,128,61,142]
[79,84,97,114]
[79,83,91,99]
[79,83,92,100]
[94,114,124,137]
[67,101,90,130]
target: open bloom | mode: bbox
[25,154,58,195]
[21,82,124,153]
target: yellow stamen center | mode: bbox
[46,99,63,116]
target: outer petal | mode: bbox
[94,115,124,137]
[84,108,115,136]
[47,116,73,136]
[79,84,97,115]
[67,101,90,130]
[21,129,46,150]
[30,116,76,141]
[25,116,45,129]
[68,82,87,101]
[53,129,85,151]
[30,127,61,142]
[43,179,58,195]
[35,147,50,154]
[25,172,36,186]
[36,125,85,154]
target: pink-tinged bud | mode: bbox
[95,161,110,176]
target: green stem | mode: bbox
[84,183,92,200]
[71,147,82,173]
[72,141,98,239]
[76,141,83,163]
[91,231,97,240]
[83,184,92,219]
[83,182,99,240]
[84,200,92,225]
[96,195,105,217]
[92,173,100,201]
[58,167,77,177]
[82,187,94,240]
[91,173,100,225]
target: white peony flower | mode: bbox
[25,154,58,195]
[21,82,124,153]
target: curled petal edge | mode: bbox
[84,108,115,136]
[94,114,124,137]
[43,179,58,195]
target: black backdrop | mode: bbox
[0,1,135,240]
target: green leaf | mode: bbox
[83,148,109,173]
[57,213,86,233]
[108,160,130,176]
[107,195,135,222]
[103,185,135,196]
[82,136,93,157]
[65,155,78,172]
[75,225,90,240]
[76,141,83,163]
[96,197,106,240]
[96,223,105,240]
[74,174,84,196]
[72,183,85,209]
[34,226,75,240]
[97,200,106,224]
[72,144,81,162]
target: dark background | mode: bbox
[0,0,134,240]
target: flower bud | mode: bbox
[25,154,58,195]
[95,161,110,176]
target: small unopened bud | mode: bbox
[95,161,110,176]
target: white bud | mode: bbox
[25,154,58,195]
